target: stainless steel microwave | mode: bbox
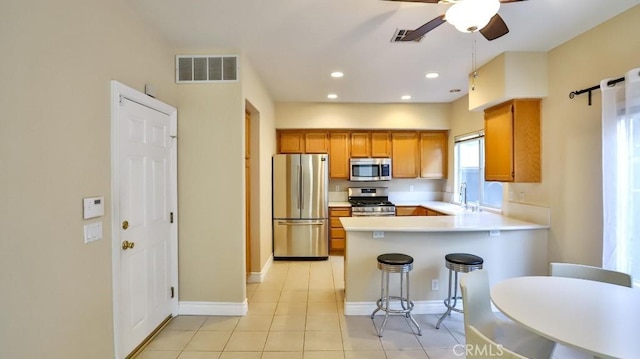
[350,158,392,181]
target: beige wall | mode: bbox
[276,102,451,129]
[536,5,640,265]
[0,0,177,358]
[176,82,246,302]
[242,58,277,275]
[176,53,276,302]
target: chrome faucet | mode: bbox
[459,182,467,209]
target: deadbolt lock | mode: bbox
[121,240,135,250]
[122,220,129,230]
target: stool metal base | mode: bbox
[435,255,483,329]
[370,260,422,337]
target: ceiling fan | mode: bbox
[386,0,526,42]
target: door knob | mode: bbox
[122,240,135,250]
[122,220,129,230]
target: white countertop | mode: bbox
[340,211,548,232]
[328,201,351,207]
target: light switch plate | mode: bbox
[84,222,103,243]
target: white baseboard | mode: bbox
[179,301,248,316]
[247,255,274,283]
[344,300,463,316]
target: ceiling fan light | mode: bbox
[446,0,500,33]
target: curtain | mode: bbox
[602,67,640,284]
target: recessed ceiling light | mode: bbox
[449,89,461,93]
[327,93,338,99]
[330,72,344,78]
[401,95,412,100]
[426,72,440,79]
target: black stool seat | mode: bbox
[377,253,414,266]
[445,253,483,266]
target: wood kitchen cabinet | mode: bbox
[278,131,305,153]
[351,132,392,158]
[395,206,427,216]
[304,132,329,153]
[277,130,328,154]
[484,99,541,182]
[371,132,392,157]
[329,132,350,179]
[350,132,370,158]
[391,132,420,178]
[420,131,448,179]
[329,207,351,252]
[426,208,447,216]
[396,206,447,216]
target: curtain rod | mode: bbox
[569,77,625,106]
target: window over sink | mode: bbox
[454,131,503,209]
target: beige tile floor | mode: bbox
[137,256,588,359]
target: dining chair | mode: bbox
[465,324,528,359]
[460,270,555,359]
[550,262,632,287]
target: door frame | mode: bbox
[110,81,179,358]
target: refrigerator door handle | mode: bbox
[297,164,302,209]
[299,164,304,210]
[277,221,324,226]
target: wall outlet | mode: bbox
[508,191,514,201]
[518,192,525,201]
[409,185,414,192]
[431,279,439,291]
[489,230,501,237]
[335,185,340,191]
[372,231,385,239]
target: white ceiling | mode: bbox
[128,0,640,103]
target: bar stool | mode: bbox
[370,253,422,337]
[435,253,484,329]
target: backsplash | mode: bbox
[329,178,446,203]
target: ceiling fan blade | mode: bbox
[401,15,446,41]
[479,14,509,41]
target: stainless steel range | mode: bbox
[348,187,396,217]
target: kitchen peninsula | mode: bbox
[339,207,549,315]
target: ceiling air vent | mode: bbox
[176,55,239,83]
[391,29,424,43]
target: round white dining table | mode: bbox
[491,276,640,359]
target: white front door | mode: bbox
[112,82,177,358]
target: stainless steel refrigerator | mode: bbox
[272,154,329,260]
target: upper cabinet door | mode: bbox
[371,132,391,158]
[350,132,370,158]
[329,132,350,179]
[484,99,541,182]
[304,132,329,153]
[391,132,419,178]
[485,102,515,182]
[420,131,448,179]
[279,131,305,153]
